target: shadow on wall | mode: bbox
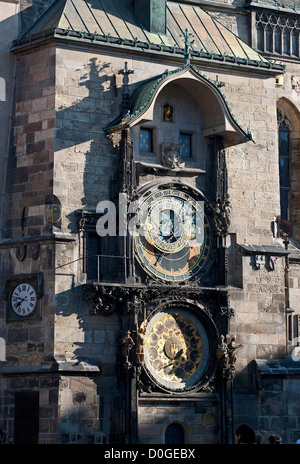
[55,58,119,220]
[54,281,118,443]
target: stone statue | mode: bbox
[216,335,228,368]
[162,103,173,122]
[227,335,241,367]
[136,325,147,363]
[121,330,135,363]
[213,200,231,234]
[161,142,183,169]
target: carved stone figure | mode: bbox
[216,335,228,368]
[161,142,183,169]
[162,103,173,122]
[227,335,241,367]
[136,325,147,363]
[121,330,135,363]
[213,199,231,235]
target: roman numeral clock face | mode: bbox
[135,188,212,282]
[10,283,37,318]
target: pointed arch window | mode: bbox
[266,24,273,52]
[275,26,281,53]
[257,22,264,51]
[255,12,300,58]
[278,111,291,221]
[283,27,291,54]
[292,29,299,56]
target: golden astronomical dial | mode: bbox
[135,187,211,282]
[144,309,210,391]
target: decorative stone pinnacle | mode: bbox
[184,28,195,65]
[118,61,134,113]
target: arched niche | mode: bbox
[128,66,252,149]
[105,65,252,150]
[131,79,209,171]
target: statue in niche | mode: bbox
[161,142,183,169]
[162,103,174,122]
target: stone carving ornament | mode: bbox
[161,142,183,169]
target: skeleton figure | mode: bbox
[216,335,228,368]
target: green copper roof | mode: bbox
[13,0,284,72]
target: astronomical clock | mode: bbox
[134,184,213,284]
[142,303,218,393]
[133,182,219,393]
[85,61,241,442]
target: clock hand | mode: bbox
[13,296,27,302]
[159,361,174,370]
[155,247,175,264]
[155,251,168,265]
[166,234,176,243]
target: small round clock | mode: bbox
[135,186,212,282]
[10,283,37,318]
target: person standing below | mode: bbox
[261,429,282,444]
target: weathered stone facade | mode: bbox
[0,0,300,445]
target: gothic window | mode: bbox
[257,22,264,51]
[278,111,291,221]
[292,29,299,56]
[266,24,273,52]
[255,12,300,58]
[275,26,281,53]
[283,28,290,54]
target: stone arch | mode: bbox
[277,97,300,135]
[277,97,300,241]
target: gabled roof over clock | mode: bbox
[104,64,253,147]
[12,0,284,73]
